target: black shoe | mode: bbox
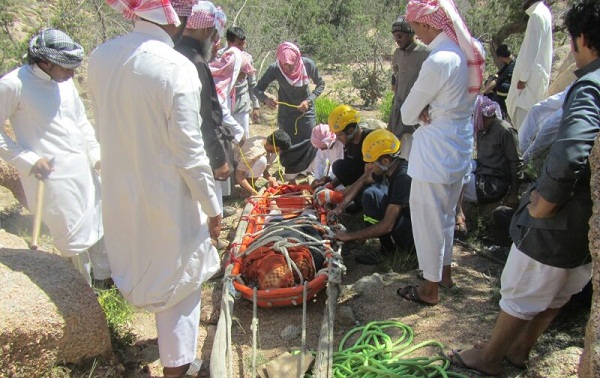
[355,252,384,265]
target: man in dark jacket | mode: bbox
[448,1,600,375]
[174,3,234,219]
[481,44,515,117]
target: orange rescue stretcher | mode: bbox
[226,184,341,308]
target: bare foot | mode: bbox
[447,348,501,376]
[472,340,528,369]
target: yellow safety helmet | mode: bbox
[362,129,401,163]
[328,105,360,133]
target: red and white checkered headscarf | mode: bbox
[171,0,195,17]
[106,0,180,25]
[210,46,243,103]
[311,123,336,149]
[276,42,309,87]
[240,51,256,75]
[187,1,227,38]
[406,0,484,99]
[473,95,502,133]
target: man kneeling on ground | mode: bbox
[454,95,523,238]
[234,130,291,196]
[331,129,413,265]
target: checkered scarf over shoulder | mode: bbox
[28,29,84,70]
[406,0,484,98]
[105,0,180,25]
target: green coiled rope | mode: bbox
[308,320,468,378]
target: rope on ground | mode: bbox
[314,245,344,378]
[252,287,258,378]
[309,321,468,378]
[300,280,308,374]
[454,239,507,266]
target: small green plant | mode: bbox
[314,96,340,125]
[379,91,394,123]
[96,288,136,348]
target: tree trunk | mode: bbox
[489,20,527,69]
[579,142,600,376]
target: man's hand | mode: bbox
[213,162,230,181]
[251,108,260,123]
[334,230,352,242]
[264,96,278,109]
[517,80,526,90]
[328,204,344,220]
[527,189,559,219]
[311,177,328,189]
[297,100,310,113]
[268,176,279,187]
[419,105,431,124]
[31,157,54,180]
[208,214,222,240]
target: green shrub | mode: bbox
[314,96,339,125]
[379,91,394,123]
[96,288,136,348]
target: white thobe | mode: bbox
[0,65,103,256]
[505,1,553,128]
[401,32,474,282]
[519,89,568,164]
[401,32,474,184]
[88,21,220,312]
[313,140,344,180]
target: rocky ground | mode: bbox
[0,104,589,377]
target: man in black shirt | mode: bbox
[327,105,372,188]
[481,44,515,117]
[332,129,413,265]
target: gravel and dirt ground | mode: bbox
[0,86,589,377]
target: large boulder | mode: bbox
[0,238,112,377]
[549,44,576,96]
[579,141,600,376]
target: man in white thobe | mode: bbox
[0,29,110,286]
[88,1,221,376]
[505,0,553,130]
[399,0,484,306]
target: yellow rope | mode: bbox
[237,100,306,189]
[276,100,307,136]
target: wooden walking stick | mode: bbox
[30,179,45,250]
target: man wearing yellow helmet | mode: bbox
[328,105,373,190]
[332,129,413,265]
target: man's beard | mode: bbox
[198,37,213,61]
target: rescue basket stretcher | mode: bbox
[225,184,342,308]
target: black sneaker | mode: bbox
[355,252,384,265]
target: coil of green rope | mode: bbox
[308,320,468,378]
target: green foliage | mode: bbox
[379,91,394,123]
[314,96,339,125]
[351,61,390,108]
[96,288,136,348]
